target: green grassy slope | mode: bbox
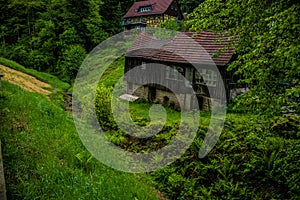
[0,81,159,200]
[0,57,70,91]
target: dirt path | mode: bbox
[0,65,52,95]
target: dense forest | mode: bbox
[0,0,199,83]
[0,0,299,199]
[0,0,131,82]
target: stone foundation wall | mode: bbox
[125,81,215,111]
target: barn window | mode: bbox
[166,66,184,80]
[141,62,146,70]
[195,69,217,87]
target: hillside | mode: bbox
[0,63,161,200]
[0,65,52,95]
[1,59,299,199]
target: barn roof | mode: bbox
[123,0,174,18]
[125,31,235,66]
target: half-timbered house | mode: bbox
[122,0,183,31]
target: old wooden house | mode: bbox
[124,31,242,110]
[121,0,183,31]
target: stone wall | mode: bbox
[125,81,214,111]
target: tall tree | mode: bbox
[178,0,204,14]
[0,0,133,82]
[99,0,136,34]
[186,0,300,117]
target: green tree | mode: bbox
[58,44,86,82]
[186,0,300,117]
[83,0,109,50]
[99,0,136,34]
[31,20,57,71]
[161,20,184,31]
[178,0,204,14]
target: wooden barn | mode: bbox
[121,0,183,31]
[124,31,244,110]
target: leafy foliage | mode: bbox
[160,20,185,31]
[95,84,114,129]
[95,52,300,199]
[150,115,300,199]
[58,44,87,83]
[178,0,204,14]
[186,0,300,117]
[0,0,136,83]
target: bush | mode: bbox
[135,98,148,104]
[95,84,114,129]
[149,114,300,199]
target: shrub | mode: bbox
[95,84,114,129]
[135,98,148,104]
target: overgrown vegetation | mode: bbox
[94,56,300,199]
[0,0,299,198]
[0,81,160,200]
[150,114,299,199]
[186,0,300,118]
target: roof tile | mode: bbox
[123,0,174,18]
[126,31,234,66]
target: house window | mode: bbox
[139,6,152,12]
[166,66,184,80]
[195,69,217,87]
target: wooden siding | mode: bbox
[125,57,229,104]
[165,1,183,19]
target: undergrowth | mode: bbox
[94,57,300,199]
[0,81,159,200]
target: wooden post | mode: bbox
[0,141,7,200]
[0,73,3,90]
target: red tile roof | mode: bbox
[123,0,174,18]
[126,31,234,66]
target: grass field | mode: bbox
[0,81,160,200]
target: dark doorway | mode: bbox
[196,95,204,110]
[148,87,156,102]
